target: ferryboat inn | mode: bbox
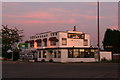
[24,26,101,62]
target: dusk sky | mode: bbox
[2,2,118,48]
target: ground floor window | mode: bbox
[37,42,41,47]
[44,42,47,46]
[43,51,46,58]
[68,49,95,58]
[53,50,61,58]
[58,51,61,58]
[39,51,41,58]
[30,43,34,47]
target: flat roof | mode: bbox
[37,47,98,50]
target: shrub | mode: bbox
[49,59,53,62]
[41,59,45,62]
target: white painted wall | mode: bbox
[67,58,96,62]
[100,51,112,61]
[58,32,90,47]
[29,30,91,49]
[61,49,68,63]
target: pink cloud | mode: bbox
[69,14,105,20]
[49,8,68,13]
[107,25,118,30]
[3,3,20,8]
[83,2,97,6]
[3,11,57,20]
[4,19,78,24]
[24,19,78,24]
[23,12,56,19]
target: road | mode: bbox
[2,61,120,78]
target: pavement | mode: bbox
[2,61,120,78]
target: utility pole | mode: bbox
[97,0,100,61]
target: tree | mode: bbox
[103,29,120,53]
[2,25,24,60]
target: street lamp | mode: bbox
[97,0,100,61]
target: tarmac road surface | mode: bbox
[2,61,120,78]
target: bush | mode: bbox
[41,59,45,62]
[101,58,107,62]
[49,59,53,62]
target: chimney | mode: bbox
[73,25,76,31]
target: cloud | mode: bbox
[23,19,78,24]
[3,11,57,20]
[107,25,118,30]
[49,8,68,13]
[2,2,20,8]
[3,18,78,24]
[67,14,105,20]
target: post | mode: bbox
[12,51,13,61]
[97,0,100,61]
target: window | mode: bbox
[30,41,34,47]
[54,51,57,58]
[62,38,67,45]
[73,49,79,58]
[44,42,47,46]
[30,43,34,47]
[68,49,73,58]
[68,33,85,39]
[58,51,61,58]
[84,39,88,46]
[51,41,56,46]
[37,42,41,47]
[55,33,57,35]
[68,49,94,58]
[43,51,46,58]
[39,51,41,58]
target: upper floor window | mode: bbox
[29,40,34,47]
[49,37,58,46]
[84,39,88,46]
[51,33,57,36]
[43,38,47,46]
[51,40,56,46]
[68,33,85,39]
[62,38,67,45]
[55,33,57,35]
[37,42,42,47]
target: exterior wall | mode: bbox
[53,58,61,62]
[27,30,93,62]
[85,34,90,47]
[61,49,68,63]
[100,51,112,61]
[58,32,67,47]
[28,30,90,49]
[67,39,84,47]
[67,58,96,62]
[58,32,90,48]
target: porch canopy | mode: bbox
[35,39,42,42]
[49,37,59,42]
[29,40,34,43]
[43,38,47,42]
[25,40,30,43]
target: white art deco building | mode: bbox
[25,26,99,62]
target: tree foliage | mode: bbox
[2,25,24,59]
[103,29,120,53]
